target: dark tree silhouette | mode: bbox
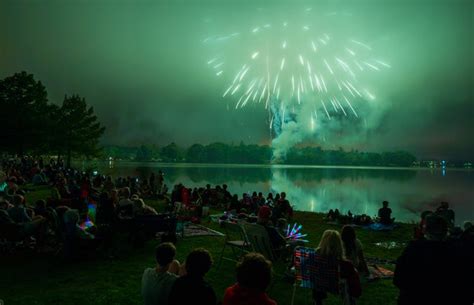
[54,95,105,167]
[0,71,49,155]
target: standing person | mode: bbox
[394,214,471,305]
[142,242,182,305]
[378,201,394,225]
[168,248,216,305]
[341,225,369,275]
[223,253,277,305]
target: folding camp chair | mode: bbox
[291,246,354,305]
[242,222,276,262]
[217,221,251,268]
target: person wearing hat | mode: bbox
[257,205,287,254]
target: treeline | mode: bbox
[104,143,417,167]
[0,71,105,166]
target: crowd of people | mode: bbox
[1,155,473,305]
[0,156,295,256]
[325,200,395,226]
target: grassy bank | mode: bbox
[0,186,414,305]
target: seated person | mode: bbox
[353,214,373,226]
[378,201,394,225]
[168,248,216,305]
[313,230,361,305]
[62,209,97,259]
[32,171,47,185]
[133,198,158,216]
[394,214,471,305]
[0,199,24,240]
[435,201,455,229]
[5,177,19,195]
[142,242,182,305]
[413,210,432,240]
[6,195,47,246]
[63,209,95,240]
[227,194,241,213]
[257,207,287,252]
[34,199,59,232]
[96,192,115,225]
[326,209,336,221]
[272,192,293,222]
[117,187,134,217]
[223,253,277,305]
[341,225,369,275]
[140,180,152,197]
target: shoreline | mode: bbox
[75,160,473,171]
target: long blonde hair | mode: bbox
[317,230,345,260]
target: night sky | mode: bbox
[1,0,472,160]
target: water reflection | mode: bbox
[95,162,473,225]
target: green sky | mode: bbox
[1,0,472,159]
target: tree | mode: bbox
[135,145,152,161]
[54,95,105,167]
[161,142,180,162]
[186,144,206,163]
[205,142,228,163]
[0,71,49,154]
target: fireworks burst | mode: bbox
[204,11,389,131]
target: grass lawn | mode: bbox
[0,186,414,305]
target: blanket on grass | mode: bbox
[364,223,398,231]
[181,223,224,237]
[367,265,394,280]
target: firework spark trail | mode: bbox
[343,95,358,117]
[204,12,389,133]
[321,99,331,119]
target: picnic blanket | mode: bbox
[326,221,362,228]
[366,257,397,265]
[367,265,394,280]
[364,223,398,231]
[182,223,224,237]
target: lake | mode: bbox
[85,161,474,225]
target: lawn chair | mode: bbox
[291,246,355,305]
[242,222,276,262]
[217,221,250,268]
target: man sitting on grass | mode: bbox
[168,248,216,305]
[7,194,48,246]
[378,200,394,225]
[394,214,471,305]
[142,242,182,305]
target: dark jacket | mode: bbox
[168,274,216,305]
[394,239,472,305]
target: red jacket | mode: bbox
[223,284,277,305]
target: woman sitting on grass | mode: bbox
[314,230,361,305]
[341,225,369,276]
[223,252,277,305]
